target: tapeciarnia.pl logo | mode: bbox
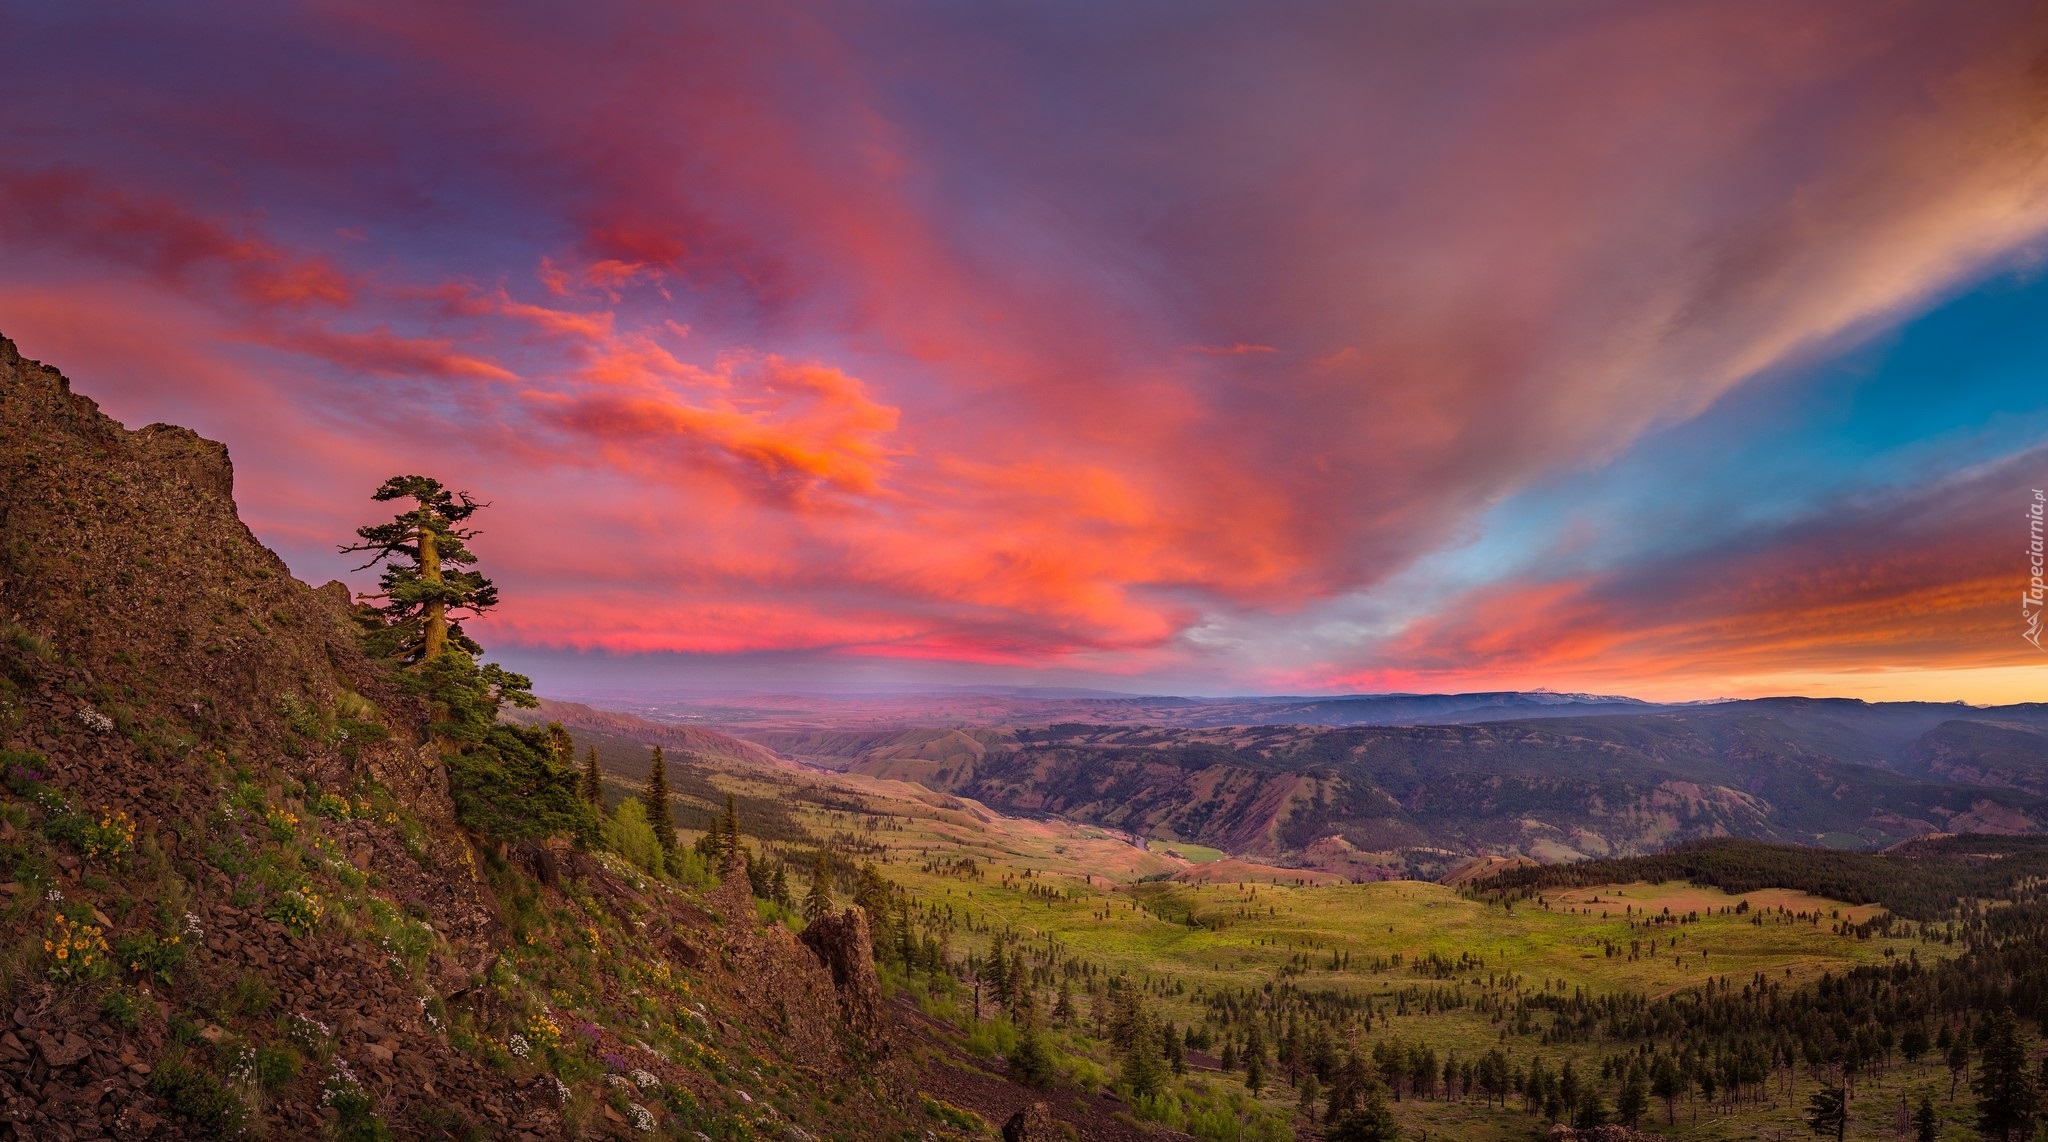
[2028,488,2045,652]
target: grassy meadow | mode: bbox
[636,757,1966,1140]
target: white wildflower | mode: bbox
[78,708,113,734]
[548,1075,571,1104]
[321,1058,362,1105]
[630,1069,659,1090]
[626,1104,657,1133]
[508,1033,531,1059]
[44,889,61,903]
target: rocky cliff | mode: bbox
[0,335,910,1140]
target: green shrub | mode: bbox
[217,971,278,1020]
[253,1042,302,1089]
[602,799,667,878]
[149,1055,247,1134]
[264,889,324,936]
[116,930,188,983]
[330,1089,392,1142]
[100,989,142,1029]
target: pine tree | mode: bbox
[770,862,791,908]
[1616,1066,1649,1128]
[1299,1071,1322,1124]
[804,855,834,922]
[580,745,603,807]
[1327,1080,1401,1142]
[1009,988,1054,1086]
[1651,1054,1682,1125]
[641,747,676,856]
[341,475,498,663]
[1975,1009,2037,1142]
[984,946,1010,1010]
[1805,1083,1847,1142]
[343,478,597,845]
[1120,1002,1168,1100]
[1915,1093,1938,1142]
[544,722,573,767]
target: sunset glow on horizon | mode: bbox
[4,2,2047,702]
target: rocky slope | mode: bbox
[0,334,930,1140]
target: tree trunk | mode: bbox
[419,516,446,660]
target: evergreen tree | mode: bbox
[1914,1092,1938,1142]
[580,745,603,807]
[1804,1083,1847,1142]
[1246,1049,1266,1095]
[1009,989,1055,1087]
[770,862,791,908]
[982,945,1010,1012]
[1651,1054,1682,1125]
[544,722,573,767]
[804,855,834,922]
[1119,1000,1168,1101]
[641,747,676,856]
[346,477,594,844]
[341,475,497,663]
[1327,1079,1401,1142]
[1052,983,1075,1027]
[1975,1009,2037,1142]
[1299,1071,1322,1124]
[1616,1066,1650,1127]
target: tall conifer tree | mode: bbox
[804,854,834,922]
[642,747,676,856]
[341,475,498,663]
[1976,1009,2037,1142]
[581,745,603,808]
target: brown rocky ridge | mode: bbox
[0,333,941,1140]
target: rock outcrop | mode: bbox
[799,905,886,1046]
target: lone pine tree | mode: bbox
[342,475,498,663]
[343,477,591,844]
[642,747,676,856]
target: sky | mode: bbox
[2,1,2046,703]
